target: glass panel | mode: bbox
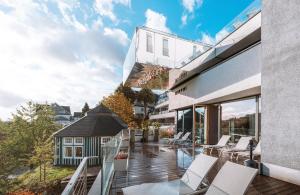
[195,107,206,144]
[163,39,169,56]
[221,98,256,142]
[183,108,193,134]
[177,110,184,132]
[64,146,73,158]
[75,146,83,158]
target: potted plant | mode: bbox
[114,151,128,171]
[152,122,161,142]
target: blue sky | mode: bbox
[0,0,255,120]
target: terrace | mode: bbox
[109,143,300,195]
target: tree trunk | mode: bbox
[154,128,159,142]
[130,129,135,143]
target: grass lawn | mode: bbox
[12,165,75,193]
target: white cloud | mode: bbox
[0,0,128,120]
[200,29,230,45]
[182,0,202,13]
[181,14,187,26]
[145,9,170,33]
[181,0,203,26]
[94,0,131,22]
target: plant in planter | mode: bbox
[114,151,128,171]
[152,122,161,142]
[115,151,128,159]
[128,121,138,143]
[141,120,150,142]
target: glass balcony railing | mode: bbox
[175,0,261,69]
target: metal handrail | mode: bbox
[62,156,98,195]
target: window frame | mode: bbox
[74,137,84,145]
[63,146,73,159]
[74,146,84,159]
[146,33,153,53]
[162,38,169,56]
[64,137,73,145]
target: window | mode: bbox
[220,98,256,142]
[64,137,73,145]
[74,146,83,158]
[64,146,73,158]
[101,137,111,144]
[146,34,153,53]
[162,38,169,56]
[74,137,83,145]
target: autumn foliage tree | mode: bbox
[101,92,134,125]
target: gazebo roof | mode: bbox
[53,104,127,137]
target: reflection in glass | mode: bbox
[195,107,206,144]
[221,98,256,142]
[176,108,193,134]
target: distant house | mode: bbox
[51,103,72,126]
[73,112,82,121]
[53,104,127,166]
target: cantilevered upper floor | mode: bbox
[123,26,210,89]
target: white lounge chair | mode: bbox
[220,136,252,160]
[202,135,231,155]
[174,132,191,145]
[235,141,261,161]
[168,131,183,144]
[122,154,218,195]
[205,161,258,195]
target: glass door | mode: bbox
[195,107,206,145]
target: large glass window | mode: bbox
[195,107,206,144]
[177,108,193,134]
[220,98,256,142]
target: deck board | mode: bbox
[109,143,300,195]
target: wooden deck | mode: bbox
[110,143,300,195]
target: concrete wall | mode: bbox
[261,0,300,172]
[169,44,262,110]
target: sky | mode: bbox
[0,0,254,120]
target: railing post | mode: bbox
[83,163,87,195]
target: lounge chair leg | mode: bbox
[230,153,234,160]
[210,148,212,156]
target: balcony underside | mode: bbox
[109,143,300,195]
[124,63,171,89]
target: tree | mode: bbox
[115,83,136,103]
[102,92,134,125]
[81,102,90,116]
[30,138,53,184]
[137,88,155,142]
[0,102,59,193]
[137,88,155,119]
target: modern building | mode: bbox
[123,26,210,90]
[149,91,175,131]
[53,104,127,166]
[132,100,154,119]
[123,0,300,186]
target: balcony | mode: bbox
[170,0,262,90]
[149,110,175,120]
